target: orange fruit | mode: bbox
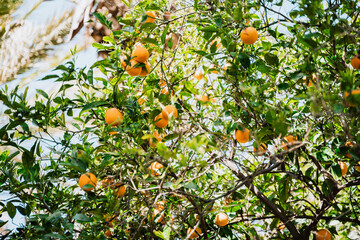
[303,75,315,86]
[194,71,203,80]
[356,161,360,172]
[351,56,360,69]
[145,11,156,23]
[254,143,267,156]
[344,89,360,107]
[148,131,166,147]
[235,128,250,143]
[126,59,142,76]
[215,213,229,227]
[79,173,97,191]
[345,141,353,158]
[211,40,221,49]
[315,229,331,240]
[104,229,112,238]
[339,162,348,176]
[152,201,166,223]
[277,222,285,230]
[153,131,165,142]
[222,197,232,206]
[162,105,178,119]
[105,214,118,227]
[155,200,166,211]
[187,227,202,239]
[109,131,118,135]
[149,162,163,176]
[120,55,127,68]
[159,79,166,87]
[152,208,164,223]
[132,45,149,63]
[240,27,258,45]
[105,108,123,126]
[154,113,168,128]
[138,62,151,77]
[160,87,174,97]
[197,95,209,102]
[102,176,114,188]
[114,184,126,197]
[137,98,145,105]
[281,135,296,150]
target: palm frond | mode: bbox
[0,11,75,84]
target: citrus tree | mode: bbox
[1,0,360,239]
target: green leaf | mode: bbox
[279,176,290,204]
[238,52,250,68]
[277,83,289,90]
[103,36,115,44]
[153,231,165,239]
[73,213,92,222]
[0,220,8,228]
[81,101,108,112]
[46,210,63,224]
[142,38,158,45]
[322,179,335,197]
[43,233,66,239]
[215,18,222,28]
[87,68,93,84]
[200,26,218,32]
[41,74,59,80]
[36,89,49,99]
[161,25,170,45]
[264,53,279,66]
[140,22,156,31]
[331,164,342,178]
[119,0,130,8]
[7,202,16,219]
[93,12,113,29]
[184,181,199,190]
[163,226,171,240]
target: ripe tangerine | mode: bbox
[79,173,97,191]
[281,135,296,150]
[126,59,142,76]
[154,113,168,128]
[138,62,151,77]
[162,105,178,119]
[339,162,348,176]
[114,184,126,197]
[254,143,267,156]
[240,27,258,45]
[132,45,149,63]
[149,162,163,176]
[105,108,123,126]
[145,11,156,23]
[187,227,202,239]
[235,128,250,143]
[215,212,229,227]
[315,229,331,240]
[351,56,360,69]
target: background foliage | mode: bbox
[1,0,360,239]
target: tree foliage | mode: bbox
[1,0,360,239]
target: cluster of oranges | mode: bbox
[78,173,126,197]
[121,45,151,77]
[235,127,360,177]
[76,9,360,239]
[154,105,178,128]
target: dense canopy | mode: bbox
[1,0,360,239]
